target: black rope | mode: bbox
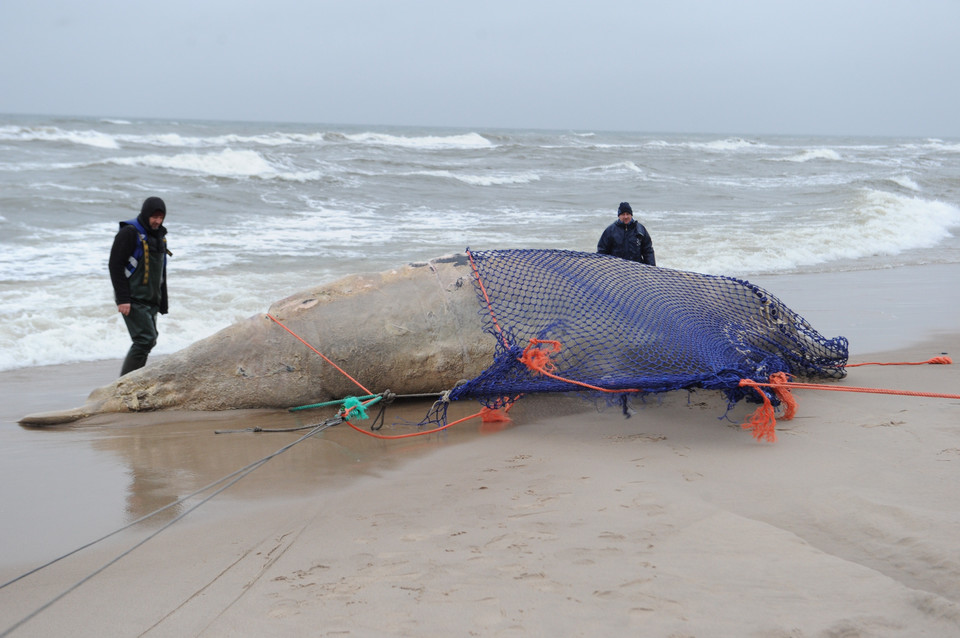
[367,390,397,431]
[214,415,342,435]
[389,392,443,400]
[368,402,387,431]
[0,419,338,637]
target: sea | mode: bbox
[2,113,959,372]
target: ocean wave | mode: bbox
[588,161,643,174]
[0,124,334,150]
[342,131,493,150]
[104,149,321,181]
[775,148,843,162]
[886,175,920,191]
[115,131,329,148]
[647,137,768,152]
[0,125,120,149]
[665,190,960,275]
[0,274,265,372]
[698,138,767,151]
[851,189,960,250]
[904,139,960,153]
[411,169,540,185]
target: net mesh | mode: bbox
[448,248,848,410]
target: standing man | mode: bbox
[597,201,656,265]
[109,196,171,376]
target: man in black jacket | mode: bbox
[108,197,171,376]
[597,201,656,265]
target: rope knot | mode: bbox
[340,396,369,421]
[520,339,562,375]
[738,372,796,443]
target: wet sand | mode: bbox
[1,265,959,636]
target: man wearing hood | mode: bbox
[109,196,172,376]
[597,201,656,265]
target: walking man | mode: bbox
[109,196,171,376]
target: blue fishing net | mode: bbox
[448,248,848,411]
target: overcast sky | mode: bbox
[2,0,958,137]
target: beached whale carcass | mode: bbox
[19,249,848,426]
[21,254,492,425]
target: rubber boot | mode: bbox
[120,348,149,376]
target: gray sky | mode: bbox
[2,0,958,137]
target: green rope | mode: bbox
[288,394,378,412]
[340,396,369,420]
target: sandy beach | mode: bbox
[2,265,959,637]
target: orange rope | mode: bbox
[520,339,642,394]
[739,378,960,400]
[342,404,512,439]
[738,373,797,443]
[738,371,960,443]
[266,313,372,395]
[466,249,512,350]
[847,355,952,367]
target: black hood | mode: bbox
[137,197,167,237]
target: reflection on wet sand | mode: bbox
[82,399,520,522]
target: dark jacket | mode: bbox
[597,219,656,265]
[109,204,169,314]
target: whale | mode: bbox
[19,250,848,427]
[21,254,492,425]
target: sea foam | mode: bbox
[778,148,843,162]
[661,190,960,276]
[343,131,493,150]
[105,149,321,181]
[0,125,120,149]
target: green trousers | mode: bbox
[120,302,159,376]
